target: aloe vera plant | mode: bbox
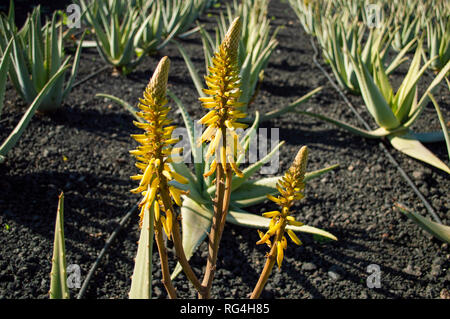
[424,15,450,72]
[177,0,322,123]
[78,0,167,74]
[316,15,411,94]
[159,0,218,39]
[0,6,84,112]
[49,193,70,299]
[298,40,450,174]
[0,58,70,163]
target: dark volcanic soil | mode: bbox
[0,1,449,299]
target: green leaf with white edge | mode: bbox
[174,41,206,98]
[171,196,213,280]
[62,30,86,100]
[412,131,446,143]
[427,93,450,161]
[348,52,400,130]
[206,140,285,195]
[295,110,398,139]
[241,87,323,124]
[129,202,155,299]
[96,93,142,123]
[231,163,340,208]
[0,38,13,117]
[388,131,450,174]
[0,63,70,162]
[226,205,337,241]
[168,89,204,186]
[230,176,280,207]
[407,59,450,126]
[237,111,260,165]
[49,192,69,299]
[396,203,450,244]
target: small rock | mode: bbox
[347,165,354,172]
[328,265,343,281]
[301,262,317,272]
[403,264,422,277]
[430,264,442,278]
[328,270,341,281]
[412,170,425,180]
[441,289,450,299]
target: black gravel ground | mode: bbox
[0,0,449,299]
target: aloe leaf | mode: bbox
[412,131,445,143]
[168,89,204,186]
[171,196,213,280]
[231,163,339,207]
[49,192,70,299]
[406,60,450,127]
[0,38,13,117]
[395,203,450,244]
[388,131,450,174]
[348,52,399,130]
[304,164,340,182]
[296,110,393,139]
[95,93,142,122]
[129,202,155,299]
[427,93,450,161]
[226,206,337,241]
[230,176,280,207]
[174,41,206,98]
[62,31,86,100]
[0,63,69,163]
[229,140,285,193]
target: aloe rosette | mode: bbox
[298,40,450,174]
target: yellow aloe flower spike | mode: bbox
[256,146,309,268]
[130,56,188,229]
[197,17,248,177]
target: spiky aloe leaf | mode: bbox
[49,192,69,299]
[171,196,212,280]
[0,38,13,117]
[96,93,142,123]
[230,164,340,207]
[295,110,399,139]
[129,202,155,299]
[0,63,69,163]
[427,93,450,161]
[396,203,450,244]
[388,131,450,174]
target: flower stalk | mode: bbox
[251,146,308,299]
[130,56,202,298]
[197,17,247,299]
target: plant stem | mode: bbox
[172,217,205,295]
[154,221,177,299]
[250,227,285,299]
[199,160,229,299]
[159,181,204,295]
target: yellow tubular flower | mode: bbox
[130,56,188,232]
[256,146,309,268]
[197,17,248,177]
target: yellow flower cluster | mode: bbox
[256,146,309,268]
[130,56,188,237]
[197,17,248,178]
